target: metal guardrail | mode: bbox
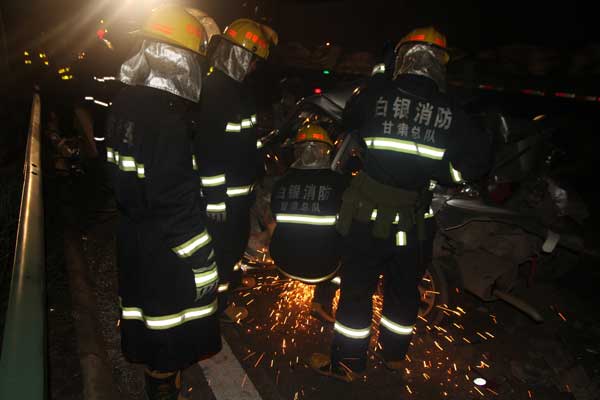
[0,92,45,398]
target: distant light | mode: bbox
[24,60,32,65]
[24,51,29,56]
[555,92,576,99]
[474,378,487,386]
[61,75,74,80]
[533,114,545,121]
[43,60,49,66]
[521,89,545,96]
[94,100,109,107]
[325,42,331,46]
[94,137,105,142]
[100,19,104,24]
[322,69,330,75]
[313,88,322,94]
[84,96,94,100]
[39,53,46,59]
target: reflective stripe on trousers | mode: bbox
[334,320,371,339]
[380,316,414,335]
[121,299,218,330]
[277,265,339,284]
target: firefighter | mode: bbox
[105,6,219,399]
[310,27,492,381]
[190,18,278,320]
[269,123,349,322]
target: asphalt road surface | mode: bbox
[68,211,599,400]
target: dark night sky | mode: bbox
[0,0,595,59]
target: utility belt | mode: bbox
[336,172,432,241]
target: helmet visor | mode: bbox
[209,36,255,82]
[393,43,448,91]
[119,39,203,102]
[291,142,332,170]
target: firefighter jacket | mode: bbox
[105,85,220,371]
[190,69,259,213]
[346,74,491,190]
[270,168,349,283]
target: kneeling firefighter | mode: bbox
[269,124,349,322]
[191,18,278,319]
[310,27,492,381]
[106,6,220,399]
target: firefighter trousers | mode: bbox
[207,195,253,312]
[117,219,221,372]
[331,219,435,371]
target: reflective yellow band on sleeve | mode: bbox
[276,214,337,226]
[106,147,115,163]
[334,321,371,339]
[225,122,241,133]
[241,119,253,129]
[371,63,386,76]
[172,230,211,258]
[424,207,435,219]
[201,174,226,187]
[194,263,219,286]
[396,231,407,246]
[227,185,253,197]
[206,203,226,212]
[119,156,137,172]
[250,114,257,125]
[218,283,230,293]
[277,265,339,284]
[380,316,414,335]
[136,164,145,179]
[192,155,198,171]
[450,162,464,183]
[256,140,263,149]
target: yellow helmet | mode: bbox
[295,124,333,146]
[222,18,278,59]
[396,26,449,63]
[141,5,208,54]
[185,8,221,46]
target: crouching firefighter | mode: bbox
[310,26,492,381]
[106,6,220,399]
[191,18,278,320]
[270,124,349,323]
